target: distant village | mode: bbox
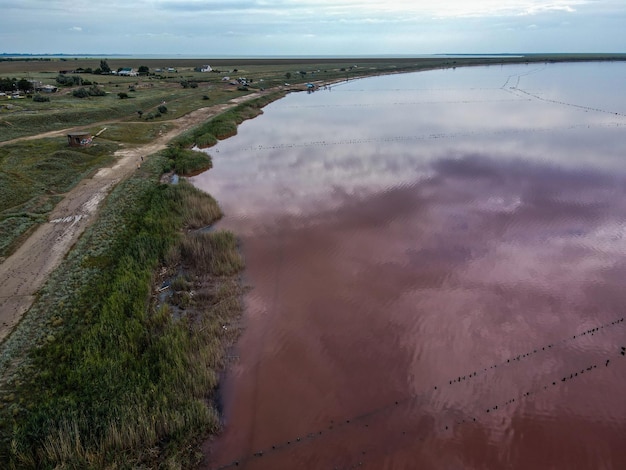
[0,60,329,101]
[0,63,236,99]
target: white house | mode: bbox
[200,65,212,72]
[118,68,138,77]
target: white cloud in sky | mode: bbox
[150,0,589,17]
[0,0,624,55]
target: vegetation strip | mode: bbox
[0,146,245,467]
[0,88,290,467]
[0,95,292,468]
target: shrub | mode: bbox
[118,92,129,99]
[195,133,217,148]
[157,105,167,114]
[72,87,90,98]
[72,85,105,98]
[56,74,82,86]
[164,146,212,176]
[32,94,50,102]
[88,85,106,97]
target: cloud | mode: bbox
[155,0,260,12]
[149,0,591,18]
[1,0,624,55]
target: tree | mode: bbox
[138,65,149,75]
[56,74,83,86]
[17,78,32,92]
[100,60,111,74]
[0,77,16,92]
[285,72,291,80]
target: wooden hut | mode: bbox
[67,133,92,147]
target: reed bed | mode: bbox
[0,154,244,468]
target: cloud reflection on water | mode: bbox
[193,62,626,470]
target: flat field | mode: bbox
[3,54,626,142]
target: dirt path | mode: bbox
[0,92,262,342]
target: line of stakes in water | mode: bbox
[448,317,624,386]
[238,121,626,153]
[212,317,624,469]
[339,358,618,470]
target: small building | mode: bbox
[37,84,58,93]
[118,68,138,77]
[200,65,212,72]
[67,133,92,147]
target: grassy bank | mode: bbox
[0,138,118,258]
[173,91,284,150]
[0,91,280,466]
[0,146,244,467]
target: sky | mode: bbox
[1,0,625,56]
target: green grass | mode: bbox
[172,91,283,150]
[180,231,244,276]
[88,122,175,145]
[0,138,118,258]
[0,155,243,468]
[164,146,213,176]
[0,85,197,142]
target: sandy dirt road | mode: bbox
[0,93,262,342]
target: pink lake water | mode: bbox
[192,62,626,470]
